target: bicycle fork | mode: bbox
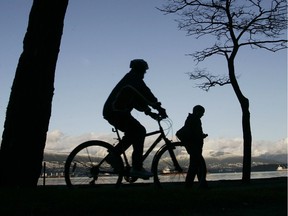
[166,142,183,172]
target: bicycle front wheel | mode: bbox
[152,142,189,188]
[64,140,123,187]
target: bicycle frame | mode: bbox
[114,118,179,169]
[142,120,173,163]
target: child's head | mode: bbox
[193,105,205,117]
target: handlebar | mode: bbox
[146,106,168,121]
[147,111,167,122]
[148,110,173,139]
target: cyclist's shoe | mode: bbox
[130,168,153,180]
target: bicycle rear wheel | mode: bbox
[152,142,189,188]
[64,140,123,187]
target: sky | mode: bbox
[0,1,287,158]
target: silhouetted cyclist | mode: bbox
[103,59,167,179]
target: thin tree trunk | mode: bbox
[241,99,252,183]
[228,59,252,183]
[0,0,68,187]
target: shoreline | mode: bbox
[37,170,287,186]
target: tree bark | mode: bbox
[0,0,68,187]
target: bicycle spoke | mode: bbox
[153,142,189,187]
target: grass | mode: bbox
[0,177,286,216]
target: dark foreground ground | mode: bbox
[0,177,286,216]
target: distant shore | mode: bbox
[37,170,287,186]
[1,177,287,216]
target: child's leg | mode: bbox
[185,153,200,187]
[198,156,208,188]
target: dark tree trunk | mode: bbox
[241,98,252,183]
[0,0,68,187]
[228,59,252,183]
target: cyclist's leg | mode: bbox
[105,113,132,154]
[106,112,152,178]
[128,120,146,170]
[113,136,131,154]
[116,115,146,170]
[107,113,146,169]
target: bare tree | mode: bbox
[0,0,69,187]
[159,0,287,183]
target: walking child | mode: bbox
[176,105,208,188]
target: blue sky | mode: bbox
[0,1,287,157]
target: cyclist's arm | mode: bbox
[126,80,168,118]
[135,81,168,115]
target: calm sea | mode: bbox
[37,171,287,186]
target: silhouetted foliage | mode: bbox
[159,0,287,183]
[0,0,69,187]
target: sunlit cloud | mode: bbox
[45,130,287,160]
[45,130,116,154]
[203,137,243,157]
[252,138,288,156]
[203,137,287,158]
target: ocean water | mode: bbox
[37,171,287,186]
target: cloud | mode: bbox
[203,137,243,157]
[45,130,116,154]
[45,130,287,159]
[252,138,288,156]
[202,137,287,158]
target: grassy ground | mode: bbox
[0,177,286,216]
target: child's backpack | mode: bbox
[176,126,187,141]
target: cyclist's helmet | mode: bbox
[130,59,149,70]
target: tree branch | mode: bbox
[188,68,231,91]
[158,0,287,58]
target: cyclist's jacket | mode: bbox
[103,70,159,119]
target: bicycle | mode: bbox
[64,113,190,188]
